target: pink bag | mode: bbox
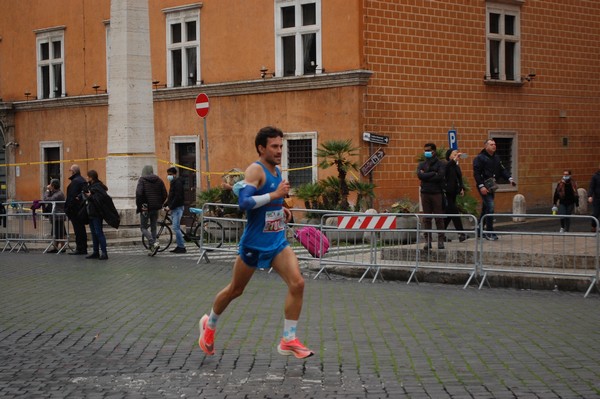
[294,226,330,258]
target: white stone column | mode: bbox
[106,0,156,219]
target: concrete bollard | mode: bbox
[575,188,588,215]
[512,194,526,222]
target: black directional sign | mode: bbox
[360,148,386,176]
[362,132,390,145]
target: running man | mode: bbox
[198,126,314,359]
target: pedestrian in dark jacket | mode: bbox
[65,164,88,255]
[587,166,600,232]
[84,170,109,260]
[443,149,467,242]
[43,178,66,253]
[472,139,516,240]
[136,165,168,255]
[417,142,446,250]
[553,170,579,232]
[164,166,187,253]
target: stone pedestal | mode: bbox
[512,194,526,222]
[106,0,156,224]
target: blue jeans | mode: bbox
[170,206,185,248]
[558,203,575,231]
[89,217,107,254]
[478,192,495,234]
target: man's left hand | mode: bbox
[283,207,292,223]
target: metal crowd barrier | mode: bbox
[1,201,70,254]
[195,204,600,297]
[197,205,355,266]
[479,214,600,298]
[197,203,246,264]
[317,212,478,285]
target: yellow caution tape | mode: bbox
[0,156,319,177]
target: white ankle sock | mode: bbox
[207,309,219,330]
[283,319,297,341]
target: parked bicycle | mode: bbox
[183,207,224,250]
[141,207,224,252]
[141,210,173,253]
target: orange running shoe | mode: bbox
[198,314,215,355]
[277,338,314,359]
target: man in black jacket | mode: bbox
[472,139,516,240]
[587,166,600,232]
[65,164,88,255]
[136,165,168,255]
[164,166,186,253]
[417,142,446,250]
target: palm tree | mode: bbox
[316,139,359,210]
[295,182,324,210]
[319,176,342,210]
[348,180,376,212]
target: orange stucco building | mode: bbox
[1,0,599,213]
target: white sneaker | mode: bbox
[559,228,565,233]
[148,242,160,256]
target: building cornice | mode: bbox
[9,70,373,111]
[154,69,373,102]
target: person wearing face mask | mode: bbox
[553,170,579,232]
[473,139,516,240]
[164,167,186,253]
[417,142,446,250]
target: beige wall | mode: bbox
[2,0,600,212]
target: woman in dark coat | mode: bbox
[444,149,467,242]
[84,170,109,260]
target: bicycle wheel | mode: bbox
[142,224,173,252]
[193,220,223,250]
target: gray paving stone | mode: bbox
[1,252,600,398]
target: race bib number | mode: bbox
[263,210,285,233]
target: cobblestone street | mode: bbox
[1,252,600,398]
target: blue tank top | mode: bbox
[239,162,287,250]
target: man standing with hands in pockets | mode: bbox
[473,139,516,240]
[198,126,314,360]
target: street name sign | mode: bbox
[362,132,390,145]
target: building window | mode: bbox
[275,0,322,77]
[39,142,63,194]
[489,132,517,186]
[486,3,520,82]
[282,132,317,188]
[36,29,65,99]
[164,5,201,88]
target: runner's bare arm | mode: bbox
[238,163,268,210]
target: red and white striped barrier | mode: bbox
[337,215,396,230]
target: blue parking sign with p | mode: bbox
[448,130,458,150]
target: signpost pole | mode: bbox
[195,93,211,189]
[368,142,374,184]
[203,117,210,189]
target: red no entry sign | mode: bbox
[195,93,209,118]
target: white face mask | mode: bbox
[167,175,174,182]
